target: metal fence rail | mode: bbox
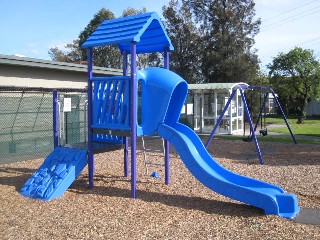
[0,87,86,164]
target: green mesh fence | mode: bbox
[0,89,86,164]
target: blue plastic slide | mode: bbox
[21,147,87,200]
[158,122,300,219]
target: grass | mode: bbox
[265,115,320,137]
[215,134,319,144]
[200,115,320,144]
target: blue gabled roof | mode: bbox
[81,12,174,54]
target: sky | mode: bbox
[0,0,319,72]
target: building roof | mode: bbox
[188,82,249,91]
[0,54,122,76]
[81,12,174,54]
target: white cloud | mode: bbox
[48,39,72,51]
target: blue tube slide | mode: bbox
[158,122,300,219]
[139,67,300,219]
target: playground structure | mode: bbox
[205,84,297,164]
[21,12,300,219]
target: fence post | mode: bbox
[53,89,59,148]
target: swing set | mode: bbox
[205,84,297,165]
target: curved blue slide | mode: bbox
[158,122,300,219]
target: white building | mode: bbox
[181,83,246,135]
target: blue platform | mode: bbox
[20,147,87,200]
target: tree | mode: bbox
[184,0,261,83]
[268,47,320,123]
[48,7,159,69]
[48,8,122,68]
[121,7,162,69]
[77,8,122,68]
[162,0,204,83]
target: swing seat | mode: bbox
[259,128,268,136]
[242,135,253,142]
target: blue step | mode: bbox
[20,147,87,200]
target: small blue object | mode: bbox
[151,172,160,178]
[20,147,87,200]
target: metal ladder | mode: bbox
[141,136,165,175]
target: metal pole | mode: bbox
[240,88,264,165]
[270,89,297,144]
[53,89,59,148]
[164,46,170,185]
[253,92,268,133]
[122,50,129,177]
[130,42,137,198]
[87,48,94,188]
[205,89,237,148]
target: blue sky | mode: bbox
[0,0,319,71]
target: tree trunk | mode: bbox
[297,96,308,124]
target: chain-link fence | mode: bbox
[0,87,86,165]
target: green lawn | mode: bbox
[265,115,320,137]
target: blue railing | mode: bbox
[91,76,130,131]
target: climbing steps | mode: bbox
[141,136,165,174]
[20,147,87,200]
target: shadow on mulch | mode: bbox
[1,168,264,219]
[0,166,34,190]
[69,176,265,218]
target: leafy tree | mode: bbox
[268,47,320,123]
[48,7,161,69]
[48,8,120,67]
[184,0,261,83]
[162,0,204,83]
[121,7,162,69]
[77,8,122,68]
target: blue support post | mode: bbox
[164,46,170,185]
[123,50,129,177]
[253,93,268,133]
[130,42,137,198]
[87,48,94,188]
[239,88,264,165]
[205,89,237,148]
[270,89,297,144]
[53,89,59,148]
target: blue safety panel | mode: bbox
[92,76,130,131]
[158,122,300,219]
[81,12,174,54]
[20,147,87,200]
[93,133,124,144]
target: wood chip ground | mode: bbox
[0,137,319,239]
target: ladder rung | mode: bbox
[143,149,163,153]
[145,162,164,166]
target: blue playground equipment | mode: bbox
[21,12,299,219]
[205,84,297,165]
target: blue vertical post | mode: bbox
[270,89,297,144]
[87,48,94,188]
[205,89,237,148]
[130,42,137,198]
[239,88,264,164]
[164,46,170,185]
[53,89,59,148]
[253,93,268,132]
[123,50,129,177]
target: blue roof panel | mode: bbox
[81,12,174,54]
